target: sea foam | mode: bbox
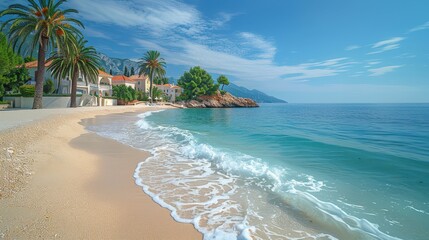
[90,111,403,240]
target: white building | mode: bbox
[24,61,113,96]
[155,84,183,102]
[129,75,150,93]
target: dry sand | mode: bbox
[0,106,202,239]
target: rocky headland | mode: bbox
[178,92,259,108]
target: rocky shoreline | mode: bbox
[177,92,259,108]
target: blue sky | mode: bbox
[2,0,429,103]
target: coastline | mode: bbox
[0,106,202,239]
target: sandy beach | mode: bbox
[0,106,202,239]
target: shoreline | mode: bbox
[0,106,202,239]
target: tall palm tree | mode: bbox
[48,36,100,108]
[138,51,166,103]
[0,0,83,109]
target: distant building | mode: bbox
[112,75,136,89]
[155,84,183,102]
[129,75,150,93]
[24,61,113,96]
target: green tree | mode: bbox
[24,56,36,63]
[112,85,137,102]
[152,86,164,99]
[0,33,29,98]
[124,66,129,77]
[217,75,229,90]
[130,66,135,76]
[154,76,169,85]
[1,0,84,109]
[48,36,100,108]
[138,51,166,103]
[43,79,55,94]
[178,66,219,100]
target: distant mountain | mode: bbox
[98,53,287,103]
[224,83,287,103]
[98,53,140,75]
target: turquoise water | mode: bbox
[89,104,429,239]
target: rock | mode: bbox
[178,92,259,108]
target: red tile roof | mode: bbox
[129,75,148,80]
[155,84,182,89]
[98,70,113,77]
[112,75,133,82]
[23,60,52,68]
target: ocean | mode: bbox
[87,103,429,240]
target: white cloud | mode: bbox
[66,0,351,83]
[136,38,348,81]
[345,45,360,51]
[239,32,276,59]
[368,37,404,55]
[368,65,402,76]
[409,21,429,32]
[209,12,238,29]
[67,0,202,36]
[372,37,404,48]
[83,27,111,39]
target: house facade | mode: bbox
[112,75,136,89]
[24,61,113,96]
[129,75,150,93]
[155,84,183,102]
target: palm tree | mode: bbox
[0,0,83,109]
[138,51,166,103]
[48,36,100,108]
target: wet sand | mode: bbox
[0,106,202,239]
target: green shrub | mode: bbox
[0,100,8,104]
[112,85,137,101]
[19,85,35,97]
[175,95,186,102]
[220,90,227,95]
[43,79,55,94]
[4,93,22,97]
[0,82,5,98]
[103,96,117,99]
[137,90,149,101]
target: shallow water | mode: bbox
[88,104,429,240]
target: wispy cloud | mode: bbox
[209,12,239,29]
[409,21,429,33]
[368,65,402,76]
[368,37,404,55]
[67,0,351,82]
[239,32,276,59]
[67,0,203,36]
[345,45,360,51]
[136,38,348,81]
[83,27,111,40]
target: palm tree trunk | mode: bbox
[149,71,154,103]
[33,37,48,109]
[70,66,79,108]
[221,84,224,90]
